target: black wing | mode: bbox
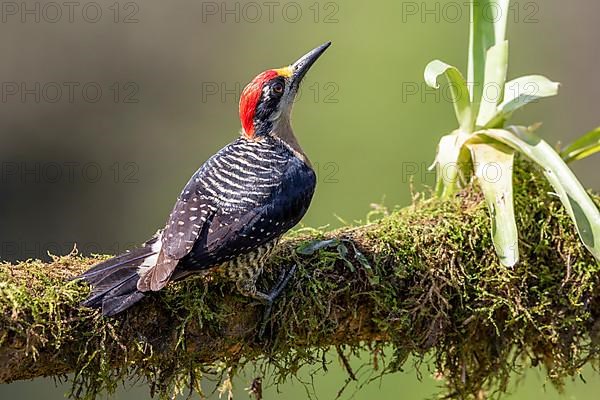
[137,170,216,291]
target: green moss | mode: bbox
[0,161,598,399]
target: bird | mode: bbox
[77,42,331,322]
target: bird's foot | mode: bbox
[257,265,297,340]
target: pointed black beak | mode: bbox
[290,41,331,89]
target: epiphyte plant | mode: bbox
[424,0,600,267]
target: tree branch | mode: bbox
[1,164,599,399]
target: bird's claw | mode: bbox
[257,265,297,339]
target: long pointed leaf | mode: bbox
[561,126,600,163]
[424,60,473,132]
[478,127,600,262]
[467,141,518,266]
[492,0,510,44]
[476,40,509,127]
[468,0,510,115]
[498,75,560,115]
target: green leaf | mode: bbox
[431,131,471,198]
[336,243,355,272]
[468,0,510,116]
[478,126,600,262]
[424,60,473,132]
[561,126,600,163]
[476,40,509,127]
[467,140,518,266]
[296,239,339,255]
[498,75,560,115]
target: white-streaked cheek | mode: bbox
[262,85,271,100]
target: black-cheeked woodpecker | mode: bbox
[78,42,331,325]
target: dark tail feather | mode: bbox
[83,272,146,316]
[77,236,159,316]
[79,248,153,282]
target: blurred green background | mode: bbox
[1,0,599,398]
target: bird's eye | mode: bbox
[272,82,284,94]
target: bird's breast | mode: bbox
[223,238,279,282]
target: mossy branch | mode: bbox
[1,163,599,399]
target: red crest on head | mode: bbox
[239,70,279,137]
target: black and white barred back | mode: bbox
[177,135,315,268]
[79,135,316,315]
